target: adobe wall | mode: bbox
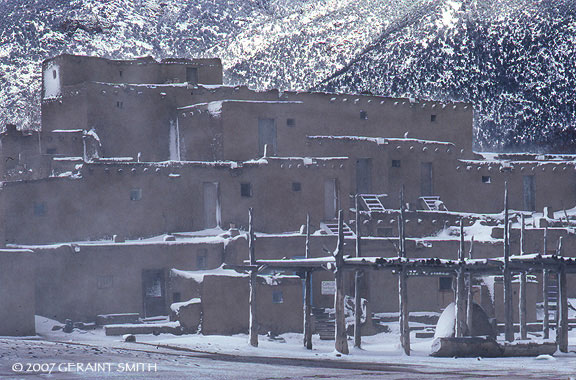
[0,250,36,336]
[177,96,473,162]
[42,55,223,97]
[0,159,352,244]
[450,161,576,213]
[201,275,303,335]
[31,241,223,322]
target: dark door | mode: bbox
[324,179,338,220]
[420,162,433,196]
[186,67,198,85]
[523,175,535,211]
[356,158,372,194]
[142,269,166,317]
[203,182,221,228]
[258,118,277,156]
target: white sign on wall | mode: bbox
[321,281,336,295]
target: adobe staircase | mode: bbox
[322,222,355,237]
[359,194,386,212]
[313,307,335,340]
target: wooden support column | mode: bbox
[333,210,349,355]
[542,227,549,339]
[303,214,313,350]
[354,195,363,349]
[455,219,467,337]
[398,187,410,355]
[248,208,258,347]
[466,237,475,336]
[503,182,515,342]
[519,214,528,340]
[557,262,568,353]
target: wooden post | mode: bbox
[333,210,349,354]
[519,214,528,340]
[398,187,410,355]
[354,195,363,349]
[466,237,475,336]
[455,219,467,337]
[503,182,515,342]
[542,227,549,339]
[303,214,313,350]
[248,208,258,347]
[557,262,568,353]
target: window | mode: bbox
[241,183,252,197]
[360,110,368,120]
[482,175,491,183]
[439,277,452,291]
[116,101,123,109]
[46,148,57,155]
[52,70,57,79]
[97,275,114,289]
[272,290,284,304]
[34,202,46,217]
[197,249,207,270]
[431,114,437,122]
[130,188,142,201]
[172,292,181,303]
[119,70,123,77]
[391,160,401,168]
[292,182,301,192]
[286,118,296,127]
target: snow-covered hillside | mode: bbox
[2,0,576,151]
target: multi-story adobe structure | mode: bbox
[2,54,576,339]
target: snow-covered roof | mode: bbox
[308,135,456,147]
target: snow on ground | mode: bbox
[32,316,576,376]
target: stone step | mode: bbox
[96,313,140,326]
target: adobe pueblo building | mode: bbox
[2,54,576,355]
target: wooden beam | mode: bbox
[303,214,312,350]
[334,210,349,355]
[542,227,550,339]
[519,214,527,340]
[354,195,363,349]
[466,236,475,336]
[248,208,258,347]
[398,187,410,355]
[557,263,568,352]
[503,182,514,342]
[455,219,466,337]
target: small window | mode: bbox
[119,70,123,77]
[360,110,368,120]
[116,101,123,109]
[241,183,252,197]
[97,275,114,289]
[130,188,142,201]
[52,70,57,79]
[430,114,437,122]
[482,176,491,184]
[172,292,181,303]
[391,160,401,168]
[46,148,57,155]
[292,182,301,192]
[286,118,295,127]
[197,249,207,270]
[439,277,452,291]
[34,202,46,217]
[272,290,284,304]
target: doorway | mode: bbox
[203,182,221,228]
[258,118,277,156]
[142,269,166,318]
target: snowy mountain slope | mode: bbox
[319,0,576,151]
[1,0,576,151]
